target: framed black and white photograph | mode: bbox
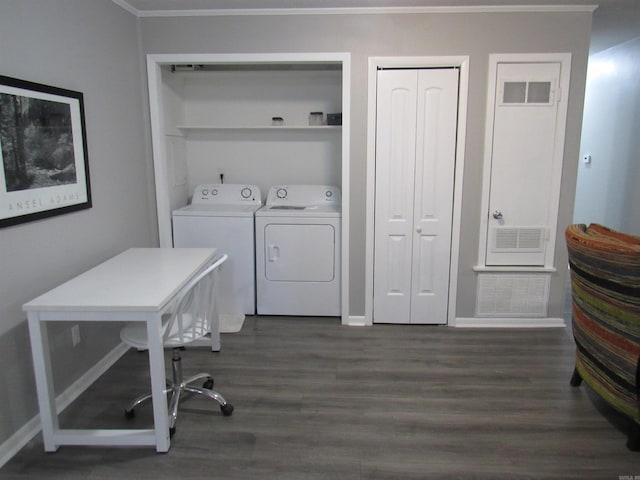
[0,75,91,228]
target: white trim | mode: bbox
[345,315,367,327]
[454,317,566,328]
[176,125,342,132]
[473,265,557,273]
[146,57,172,248]
[365,56,470,327]
[148,52,349,66]
[111,0,139,16]
[477,53,572,270]
[0,343,129,469]
[340,58,352,327]
[0,416,41,469]
[112,2,597,18]
[364,60,377,328]
[146,52,350,324]
[448,59,469,328]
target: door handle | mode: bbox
[416,226,422,233]
[492,210,503,220]
[268,245,279,262]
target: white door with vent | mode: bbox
[486,61,563,266]
[373,68,459,324]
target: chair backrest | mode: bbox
[162,254,228,347]
[565,224,640,420]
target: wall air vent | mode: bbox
[491,226,545,253]
[501,80,554,105]
[476,273,550,317]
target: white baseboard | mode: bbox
[343,316,566,328]
[0,342,130,469]
[344,315,367,326]
[453,317,566,328]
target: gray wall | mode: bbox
[139,10,592,318]
[0,1,593,455]
[574,36,640,235]
[0,0,155,445]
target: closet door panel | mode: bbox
[410,69,459,324]
[374,68,458,325]
[373,70,417,324]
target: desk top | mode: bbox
[23,248,216,313]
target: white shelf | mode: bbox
[176,125,341,133]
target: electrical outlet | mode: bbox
[71,325,81,346]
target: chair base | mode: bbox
[569,367,583,387]
[627,422,640,452]
[124,348,233,436]
[570,365,640,452]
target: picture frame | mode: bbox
[0,75,91,228]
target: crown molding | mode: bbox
[112,2,597,18]
[111,0,139,16]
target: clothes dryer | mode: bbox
[255,185,341,316]
[172,184,262,319]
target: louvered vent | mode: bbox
[491,227,545,253]
[502,81,553,105]
[476,273,550,317]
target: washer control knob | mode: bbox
[211,189,218,196]
[241,187,252,199]
[276,188,287,199]
[201,188,209,196]
[325,190,333,198]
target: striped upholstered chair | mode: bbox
[566,224,640,450]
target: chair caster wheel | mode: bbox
[221,404,234,416]
[124,409,135,419]
[203,378,214,389]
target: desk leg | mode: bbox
[210,291,221,352]
[27,313,59,452]
[146,315,170,452]
[210,317,221,352]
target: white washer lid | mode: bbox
[173,204,261,217]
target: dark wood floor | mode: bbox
[3,316,639,479]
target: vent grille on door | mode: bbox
[491,227,545,253]
[476,273,550,317]
[502,80,553,105]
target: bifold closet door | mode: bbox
[373,68,459,324]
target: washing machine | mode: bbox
[255,185,341,316]
[172,184,262,317]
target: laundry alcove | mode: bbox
[146,53,351,324]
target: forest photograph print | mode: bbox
[0,76,91,228]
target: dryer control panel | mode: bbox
[191,184,262,205]
[266,185,341,208]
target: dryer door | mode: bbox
[264,224,335,282]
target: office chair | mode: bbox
[120,254,233,437]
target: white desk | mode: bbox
[23,247,217,452]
